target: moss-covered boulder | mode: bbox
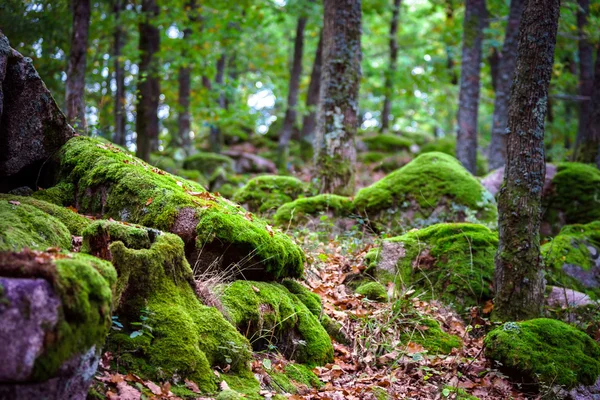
[0,198,73,252]
[0,249,115,398]
[183,152,235,177]
[273,194,355,227]
[418,137,488,176]
[217,280,334,366]
[362,134,412,152]
[542,162,600,236]
[83,220,253,392]
[37,137,304,280]
[484,319,600,389]
[355,281,388,302]
[232,175,309,214]
[542,222,600,299]
[354,152,497,233]
[366,223,497,311]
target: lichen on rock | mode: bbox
[353,152,497,234]
[233,175,309,214]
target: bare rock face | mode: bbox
[0,33,74,191]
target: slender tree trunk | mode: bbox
[209,54,226,154]
[487,0,525,170]
[380,0,402,132]
[575,45,600,166]
[445,1,458,85]
[300,33,323,142]
[277,16,308,168]
[456,0,487,174]
[65,0,91,133]
[112,0,127,146]
[494,0,560,322]
[177,1,197,155]
[314,0,361,195]
[489,46,499,93]
[135,0,160,162]
[573,0,595,162]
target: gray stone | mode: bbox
[546,286,596,308]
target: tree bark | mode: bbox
[444,1,458,85]
[209,54,226,154]
[487,0,525,170]
[455,0,487,174]
[112,0,127,146]
[300,33,323,142]
[494,0,560,321]
[575,45,600,166]
[65,0,91,134]
[380,0,402,132]
[573,0,595,162]
[135,0,160,162]
[314,0,361,195]
[277,15,308,168]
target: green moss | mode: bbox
[356,281,388,302]
[0,199,72,251]
[218,281,333,366]
[216,389,243,400]
[542,221,600,298]
[183,152,235,177]
[51,136,304,280]
[419,137,488,176]
[232,175,309,214]
[177,169,209,188]
[484,319,600,388]
[442,386,479,399]
[284,363,322,388]
[543,162,600,235]
[358,152,388,164]
[353,152,497,234]
[375,223,497,311]
[273,194,354,226]
[32,182,76,206]
[282,279,322,316]
[269,371,297,394]
[405,317,461,354]
[372,386,390,400]
[98,227,252,392]
[149,153,179,173]
[221,369,262,399]
[363,134,412,152]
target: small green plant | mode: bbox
[130,307,155,339]
[111,315,123,331]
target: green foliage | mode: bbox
[284,363,322,388]
[362,134,412,151]
[353,152,497,234]
[484,319,600,389]
[273,194,355,226]
[356,281,388,302]
[232,175,309,214]
[183,152,235,177]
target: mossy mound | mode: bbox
[368,223,497,311]
[149,153,179,173]
[84,221,252,392]
[362,134,412,152]
[0,194,90,235]
[40,137,304,280]
[0,198,73,251]
[405,317,462,354]
[273,194,354,226]
[419,136,487,176]
[353,152,497,234]
[484,319,600,389]
[284,363,322,389]
[217,280,334,366]
[183,152,235,177]
[543,162,600,235]
[542,221,600,298]
[356,281,388,302]
[0,249,116,381]
[232,175,309,214]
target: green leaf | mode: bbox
[262,358,272,370]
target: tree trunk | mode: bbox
[575,45,600,166]
[314,0,361,195]
[300,33,323,142]
[135,0,160,162]
[573,0,595,162]
[277,16,308,168]
[487,0,525,170]
[65,0,91,134]
[177,1,197,155]
[494,0,560,321]
[455,0,487,174]
[209,54,226,154]
[444,1,458,85]
[112,0,127,146]
[380,0,402,133]
[489,46,499,92]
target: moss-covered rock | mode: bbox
[217,280,334,366]
[183,152,235,177]
[405,317,462,354]
[232,175,309,214]
[273,194,355,227]
[542,221,600,299]
[0,198,73,252]
[356,281,388,302]
[419,137,488,176]
[368,223,497,311]
[362,134,412,152]
[284,363,322,389]
[41,137,304,280]
[216,389,243,400]
[542,162,600,235]
[83,221,252,392]
[0,194,90,235]
[354,153,497,234]
[484,319,600,389]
